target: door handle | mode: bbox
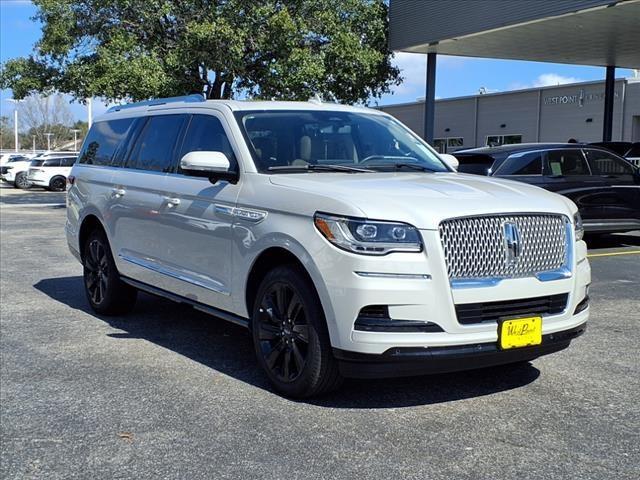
[163,197,181,207]
[112,188,126,198]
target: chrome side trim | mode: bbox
[355,272,432,280]
[119,253,229,295]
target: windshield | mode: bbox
[235,110,449,173]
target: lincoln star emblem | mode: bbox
[503,221,522,266]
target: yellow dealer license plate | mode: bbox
[499,316,542,350]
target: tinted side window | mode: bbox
[128,115,187,172]
[78,118,135,166]
[179,114,237,170]
[43,159,62,167]
[545,150,589,175]
[60,157,76,167]
[585,149,634,175]
[496,151,543,175]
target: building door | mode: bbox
[632,116,640,142]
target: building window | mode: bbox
[433,137,464,153]
[486,134,522,147]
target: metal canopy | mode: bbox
[391,0,640,69]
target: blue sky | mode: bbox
[1,0,635,122]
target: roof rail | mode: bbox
[107,94,205,113]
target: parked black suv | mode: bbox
[453,143,640,233]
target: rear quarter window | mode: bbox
[78,118,136,166]
[455,154,495,175]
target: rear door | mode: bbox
[583,148,640,226]
[109,113,189,289]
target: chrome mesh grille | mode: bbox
[439,214,567,280]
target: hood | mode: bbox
[269,172,575,230]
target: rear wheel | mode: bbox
[252,266,342,398]
[49,176,66,191]
[14,172,31,189]
[83,229,137,315]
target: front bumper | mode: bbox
[335,321,586,379]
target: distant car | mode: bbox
[27,155,77,191]
[0,155,31,178]
[1,152,75,189]
[454,143,640,233]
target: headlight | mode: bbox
[574,212,584,241]
[314,213,423,255]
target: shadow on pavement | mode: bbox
[0,186,66,205]
[34,275,541,408]
[585,232,640,250]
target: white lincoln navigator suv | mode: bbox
[66,95,590,397]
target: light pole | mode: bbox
[45,132,53,151]
[87,97,93,128]
[70,129,80,152]
[5,98,22,152]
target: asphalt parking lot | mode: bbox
[1,183,639,479]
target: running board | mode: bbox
[121,276,250,329]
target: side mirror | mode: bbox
[440,153,459,171]
[180,151,238,184]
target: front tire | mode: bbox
[251,266,342,398]
[14,172,31,189]
[83,229,137,315]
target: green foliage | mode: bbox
[1,0,401,103]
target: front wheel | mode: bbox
[83,229,137,315]
[252,266,342,398]
[14,172,31,189]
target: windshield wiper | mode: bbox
[267,164,374,173]
[370,162,436,172]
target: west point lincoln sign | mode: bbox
[544,88,620,107]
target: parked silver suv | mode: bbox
[66,95,590,397]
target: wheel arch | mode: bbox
[78,214,107,261]
[243,246,336,340]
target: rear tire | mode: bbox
[251,266,343,398]
[14,172,31,190]
[49,176,67,191]
[83,229,137,315]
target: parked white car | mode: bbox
[28,155,76,191]
[66,96,590,397]
[2,152,75,189]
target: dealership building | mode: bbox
[381,76,640,152]
[386,0,640,150]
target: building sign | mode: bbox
[544,88,619,107]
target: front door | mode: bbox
[583,148,640,229]
[156,113,241,311]
[540,149,604,223]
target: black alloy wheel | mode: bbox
[83,229,137,315]
[85,238,109,306]
[14,172,31,189]
[252,266,342,397]
[256,281,310,383]
[50,176,66,191]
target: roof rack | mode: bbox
[107,94,205,113]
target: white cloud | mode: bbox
[512,73,583,90]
